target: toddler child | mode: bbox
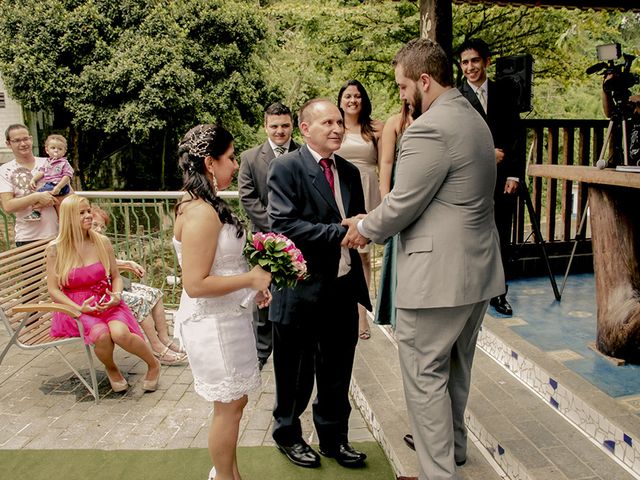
[25,134,74,221]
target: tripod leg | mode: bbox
[622,118,629,166]
[596,120,615,169]
[560,196,589,296]
[520,187,561,301]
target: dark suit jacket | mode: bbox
[238,140,300,232]
[459,79,524,188]
[266,145,371,325]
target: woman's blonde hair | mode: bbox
[52,194,110,286]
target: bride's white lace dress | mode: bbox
[173,224,261,402]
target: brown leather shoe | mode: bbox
[397,476,418,480]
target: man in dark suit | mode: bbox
[458,38,524,316]
[238,102,299,370]
[266,98,371,469]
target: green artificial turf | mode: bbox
[0,442,396,480]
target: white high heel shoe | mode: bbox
[207,466,216,480]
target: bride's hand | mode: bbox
[255,289,272,309]
[249,266,271,291]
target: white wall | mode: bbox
[0,76,26,164]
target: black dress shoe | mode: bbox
[490,294,513,316]
[276,441,320,468]
[319,442,367,467]
[403,433,415,450]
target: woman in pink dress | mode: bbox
[46,194,160,393]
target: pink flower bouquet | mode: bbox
[244,232,309,289]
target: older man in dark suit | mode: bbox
[266,98,371,469]
[458,38,524,316]
[239,102,299,370]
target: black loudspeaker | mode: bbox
[496,54,534,113]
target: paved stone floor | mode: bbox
[0,319,505,480]
[6,274,635,480]
[0,344,372,451]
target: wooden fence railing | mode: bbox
[520,119,608,243]
[1,118,609,279]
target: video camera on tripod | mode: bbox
[587,43,638,108]
[586,43,639,168]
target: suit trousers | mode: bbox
[494,190,517,281]
[271,274,359,448]
[396,301,489,480]
[253,305,272,362]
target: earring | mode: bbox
[212,173,218,193]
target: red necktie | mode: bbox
[319,157,335,194]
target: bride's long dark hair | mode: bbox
[177,124,243,237]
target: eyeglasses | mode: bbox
[9,136,32,145]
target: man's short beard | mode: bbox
[411,89,423,120]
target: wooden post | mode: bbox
[589,186,640,362]
[420,0,452,59]
[528,164,640,363]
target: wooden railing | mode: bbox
[1,119,608,280]
[520,119,608,244]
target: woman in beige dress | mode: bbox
[336,79,384,340]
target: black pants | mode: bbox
[271,274,359,449]
[16,240,38,248]
[494,190,517,281]
[254,305,272,363]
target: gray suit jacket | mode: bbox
[362,88,505,309]
[239,139,300,232]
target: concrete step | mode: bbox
[470,348,634,479]
[476,314,640,480]
[351,317,637,480]
[351,322,505,479]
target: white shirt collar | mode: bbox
[268,138,291,154]
[471,79,488,97]
[306,146,336,165]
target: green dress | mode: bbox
[374,134,404,328]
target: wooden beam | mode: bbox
[453,0,640,12]
[420,0,453,58]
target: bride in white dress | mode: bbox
[173,124,272,480]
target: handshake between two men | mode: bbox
[341,214,369,249]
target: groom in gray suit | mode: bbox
[239,102,299,369]
[343,39,504,479]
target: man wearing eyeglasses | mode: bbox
[1,124,58,246]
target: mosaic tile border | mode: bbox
[465,410,531,480]
[349,378,403,477]
[351,363,529,480]
[477,325,640,476]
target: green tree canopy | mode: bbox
[1,0,638,189]
[0,0,276,188]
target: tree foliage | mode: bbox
[0,0,276,188]
[261,2,640,121]
[0,0,638,189]
[254,1,420,122]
